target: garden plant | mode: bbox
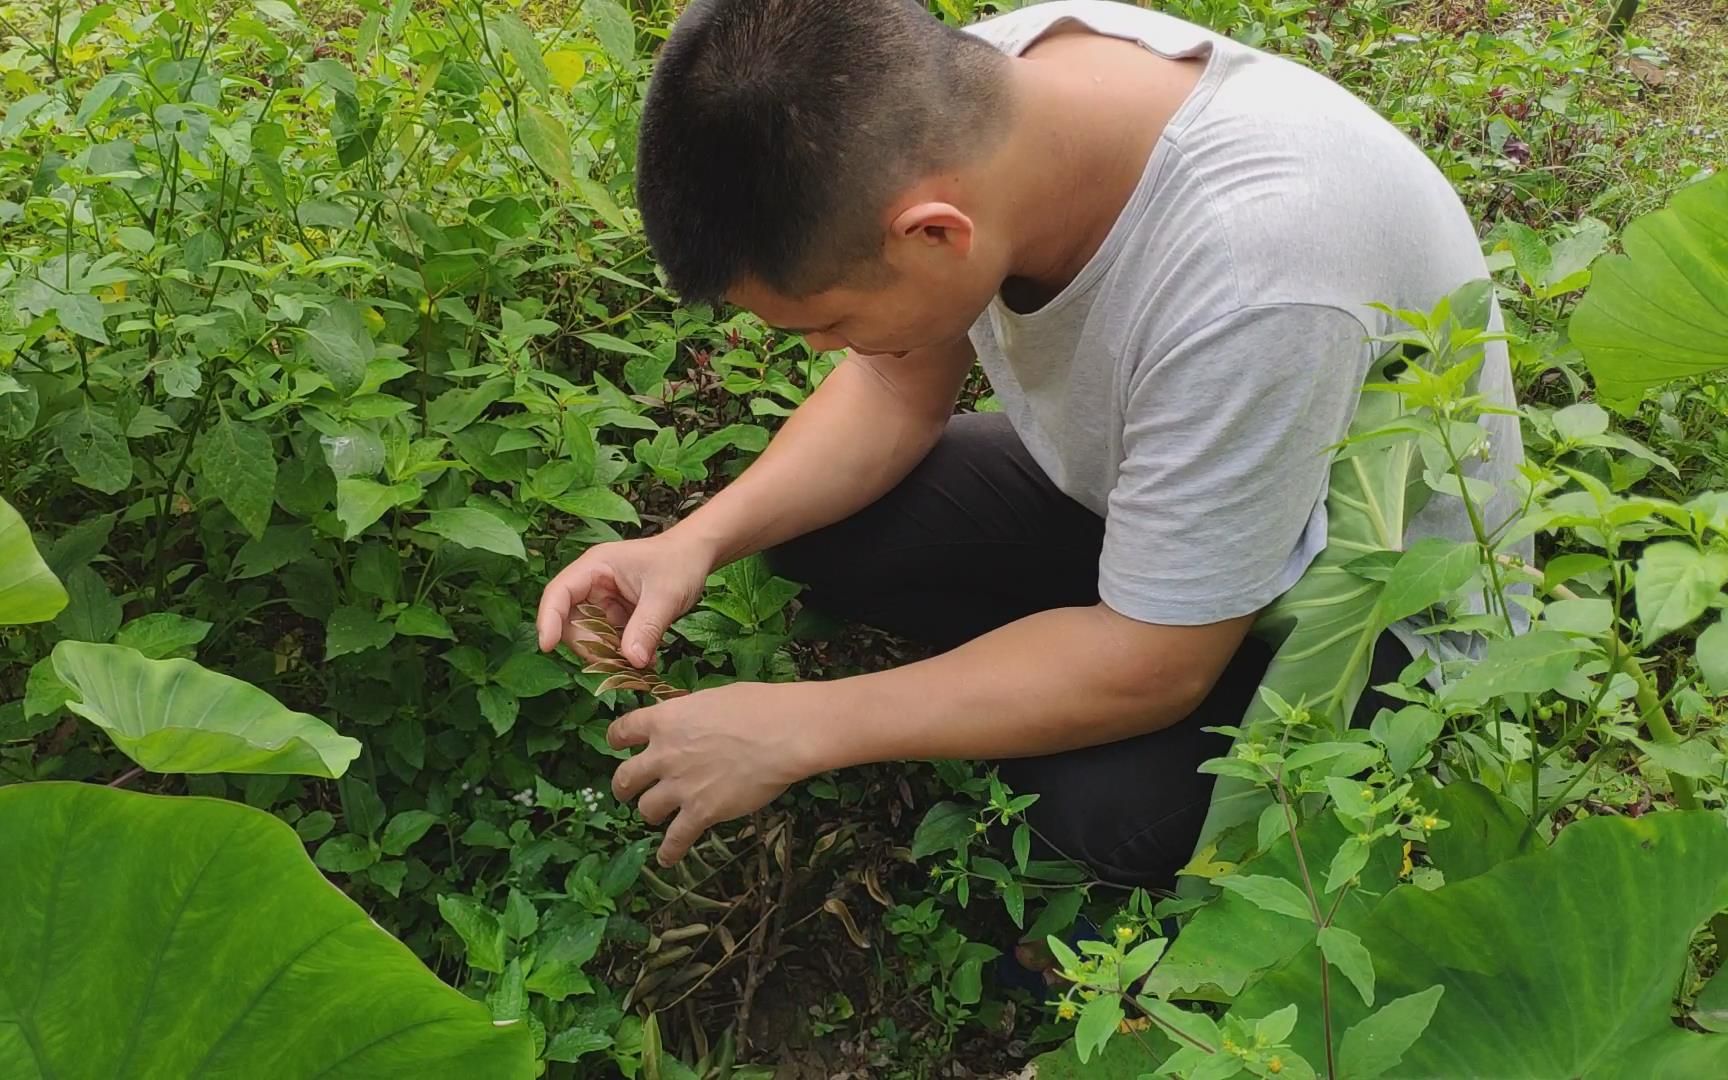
[2,0,1727,1077]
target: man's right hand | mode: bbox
[535,530,717,667]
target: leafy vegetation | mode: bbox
[2,0,1726,1076]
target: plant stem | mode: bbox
[108,766,145,788]
[1273,769,1336,1079]
[1619,650,1699,810]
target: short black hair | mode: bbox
[636,0,1013,305]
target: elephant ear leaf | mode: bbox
[1573,172,1728,412]
[1230,812,1728,1078]
[0,782,534,1078]
[0,495,68,624]
[50,641,362,777]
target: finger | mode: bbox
[607,707,655,751]
[611,749,661,803]
[536,558,600,652]
[620,584,682,668]
[658,808,708,867]
[637,782,680,826]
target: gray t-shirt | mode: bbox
[965,3,1525,649]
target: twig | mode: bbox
[108,766,145,788]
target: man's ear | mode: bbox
[888,201,975,258]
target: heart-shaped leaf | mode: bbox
[0,495,68,625]
[1232,812,1728,1077]
[0,782,533,1077]
[51,641,361,777]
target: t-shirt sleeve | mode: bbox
[1098,303,1374,626]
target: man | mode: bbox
[535,0,1523,883]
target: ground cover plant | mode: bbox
[1,0,1726,1076]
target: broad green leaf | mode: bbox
[1438,630,1586,706]
[53,566,122,643]
[546,49,585,90]
[478,685,518,736]
[1375,538,1479,623]
[495,652,569,697]
[1370,705,1444,776]
[234,524,312,578]
[1425,779,1543,882]
[1542,596,1613,636]
[1337,987,1445,1080]
[421,508,526,560]
[1119,938,1168,985]
[1213,874,1314,922]
[302,299,372,396]
[1318,925,1375,1006]
[489,13,551,99]
[396,604,456,640]
[438,894,507,974]
[0,496,67,624]
[1694,966,1728,1034]
[1573,173,1728,410]
[549,486,640,523]
[23,659,73,720]
[584,0,636,65]
[337,477,421,539]
[315,833,377,873]
[601,838,651,898]
[56,401,133,494]
[0,784,533,1077]
[201,409,277,538]
[1696,621,1728,695]
[1075,994,1125,1064]
[1552,402,1610,441]
[381,810,441,856]
[1635,542,1728,644]
[115,612,212,659]
[911,801,975,860]
[518,104,574,186]
[1232,812,1728,1077]
[326,605,396,658]
[51,641,361,777]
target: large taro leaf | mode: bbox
[51,641,361,777]
[1191,354,1426,858]
[1232,812,1728,1078]
[0,782,533,1078]
[1573,172,1728,411]
[0,496,67,624]
[1150,813,1401,1001]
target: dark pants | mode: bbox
[767,412,1408,889]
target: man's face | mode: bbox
[727,235,1002,359]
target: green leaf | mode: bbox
[1025,889,1085,947]
[911,801,975,860]
[1635,542,1728,644]
[315,833,377,873]
[1438,630,1587,706]
[584,0,636,65]
[489,13,551,99]
[1337,987,1445,1080]
[549,486,640,524]
[478,685,519,736]
[1375,538,1479,624]
[1231,812,1728,1076]
[201,410,277,539]
[0,784,532,1076]
[115,613,213,659]
[1696,621,1728,695]
[1369,705,1444,776]
[1543,596,1614,636]
[518,103,574,186]
[1426,779,1542,882]
[51,641,361,777]
[421,508,527,560]
[438,894,507,974]
[336,477,421,539]
[56,401,133,494]
[302,299,372,396]
[601,838,651,898]
[1324,835,1373,894]
[233,524,312,579]
[1120,938,1167,985]
[381,810,440,856]
[396,603,456,640]
[24,658,73,720]
[1075,993,1125,1064]
[1318,925,1375,1006]
[0,495,68,624]
[1573,173,1728,410]
[326,605,396,658]
[1694,965,1728,1034]
[1213,874,1314,922]
[295,809,335,841]
[54,565,122,643]
[495,652,569,697]
[503,888,539,941]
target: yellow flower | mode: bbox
[1421,815,1439,831]
[1057,1000,1077,1020]
[1118,1016,1151,1033]
[1115,924,1136,944]
[1269,1056,1284,1074]
[1400,840,1413,879]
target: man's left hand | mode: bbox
[607,681,821,866]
